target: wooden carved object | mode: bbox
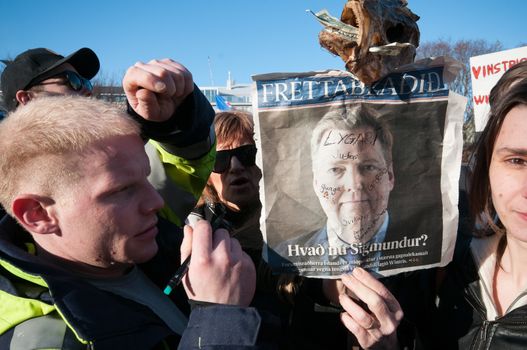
[313,0,420,85]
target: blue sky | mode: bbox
[1,0,525,86]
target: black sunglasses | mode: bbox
[31,70,93,92]
[213,144,257,173]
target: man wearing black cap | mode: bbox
[1,48,99,109]
[0,48,216,229]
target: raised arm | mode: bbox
[123,59,216,226]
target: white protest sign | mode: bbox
[470,46,527,131]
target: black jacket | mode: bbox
[415,234,527,350]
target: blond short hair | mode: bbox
[0,96,140,213]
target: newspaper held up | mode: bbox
[252,57,466,278]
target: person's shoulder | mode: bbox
[1,314,77,349]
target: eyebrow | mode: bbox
[326,157,385,164]
[494,147,527,156]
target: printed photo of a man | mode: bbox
[310,105,394,247]
[275,105,395,265]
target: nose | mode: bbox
[344,169,364,192]
[141,182,165,214]
[523,173,527,198]
[71,86,92,97]
[80,86,92,97]
[228,155,244,173]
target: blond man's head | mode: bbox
[0,96,140,214]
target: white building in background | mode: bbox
[0,71,253,114]
[200,72,252,112]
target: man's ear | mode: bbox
[387,163,395,191]
[15,90,34,106]
[12,195,59,235]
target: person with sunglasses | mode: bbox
[189,111,351,349]
[1,48,97,107]
[192,110,263,264]
[27,69,93,95]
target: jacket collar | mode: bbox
[0,214,175,348]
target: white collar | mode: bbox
[471,233,527,319]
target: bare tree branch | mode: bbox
[416,39,504,146]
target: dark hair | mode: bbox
[469,61,527,236]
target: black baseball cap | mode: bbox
[1,47,100,111]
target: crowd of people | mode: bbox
[0,46,526,350]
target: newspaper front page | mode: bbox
[252,57,466,278]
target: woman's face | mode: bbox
[489,105,527,241]
[209,138,261,211]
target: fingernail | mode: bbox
[353,267,364,275]
[155,82,166,92]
